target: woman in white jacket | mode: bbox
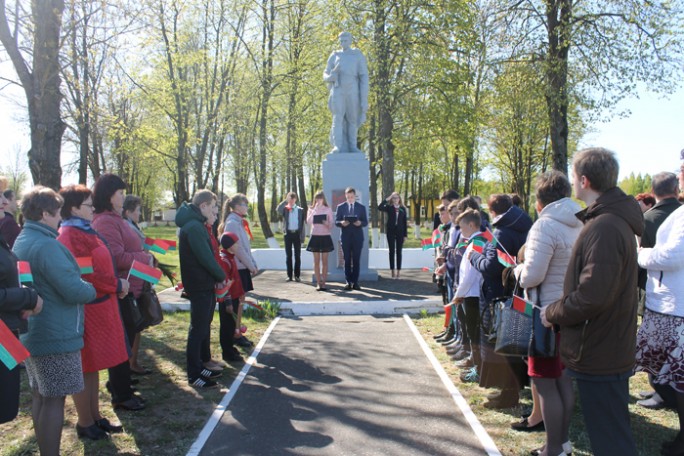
[636,172,684,456]
[515,170,583,456]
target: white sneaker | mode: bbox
[637,392,664,409]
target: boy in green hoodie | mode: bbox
[176,190,226,388]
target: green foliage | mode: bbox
[619,172,653,195]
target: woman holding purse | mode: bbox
[515,171,582,456]
[92,174,152,411]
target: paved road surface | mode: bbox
[198,316,492,455]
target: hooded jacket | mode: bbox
[516,197,583,308]
[545,187,644,375]
[470,204,533,301]
[176,202,226,292]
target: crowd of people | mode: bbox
[433,148,684,456]
[3,147,684,455]
[0,174,261,453]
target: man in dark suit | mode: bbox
[335,187,368,290]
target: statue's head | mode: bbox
[338,32,353,50]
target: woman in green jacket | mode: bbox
[13,186,96,456]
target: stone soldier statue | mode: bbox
[323,32,369,153]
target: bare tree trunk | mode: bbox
[374,1,395,197]
[545,0,571,174]
[368,111,379,229]
[0,0,66,189]
[255,0,275,239]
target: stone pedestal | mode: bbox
[322,152,378,282]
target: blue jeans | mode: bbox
[569,369,638,456]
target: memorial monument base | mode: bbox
[322,152,378,282]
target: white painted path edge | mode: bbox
[186,315,501,456]
[403,314,502,456]
[186,316,282,456]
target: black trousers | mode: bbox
[284,231,301,279]
[186,290,215,379]
[462,297,480,366]
[342,236,362,284]
[108,298,136,402]
[219,298,239,357]
[386,232,404,270]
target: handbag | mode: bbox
[529,307,557,358]
[481,296,507,344]
[137,284,164,327]
[119,293,147,333]
[494,296,533,356]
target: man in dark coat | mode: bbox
[543,147,642,456]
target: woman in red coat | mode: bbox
[57,184,130,439]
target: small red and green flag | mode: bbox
[482,228,496,246]
[17,261,32,283]
[128,260,163,285]
[471,238,486,253]
[421,266,434,272]
[0,320,30,370]
[162,239,177,251]
[497,250,517,268]
[76,257,94,275]
[457,235,487,251]
[511,295,534,316]
[431,229,442,248]
[144,238,168,255]
[421,238,435,250]
[215,283,230,299]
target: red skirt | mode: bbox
[528,332,563,379]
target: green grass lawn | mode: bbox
[1,308,675,455]
[0,311,274,456]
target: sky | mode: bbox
[1,64,682,185]
[579,86,684,178]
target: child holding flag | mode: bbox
[451,208,485,379]
[217,232,244,363]
[0,177,43,424]
[176,189,227,388]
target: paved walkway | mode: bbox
[168,270,499,455]
[159,269,441,306]
[193,316,496,455]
